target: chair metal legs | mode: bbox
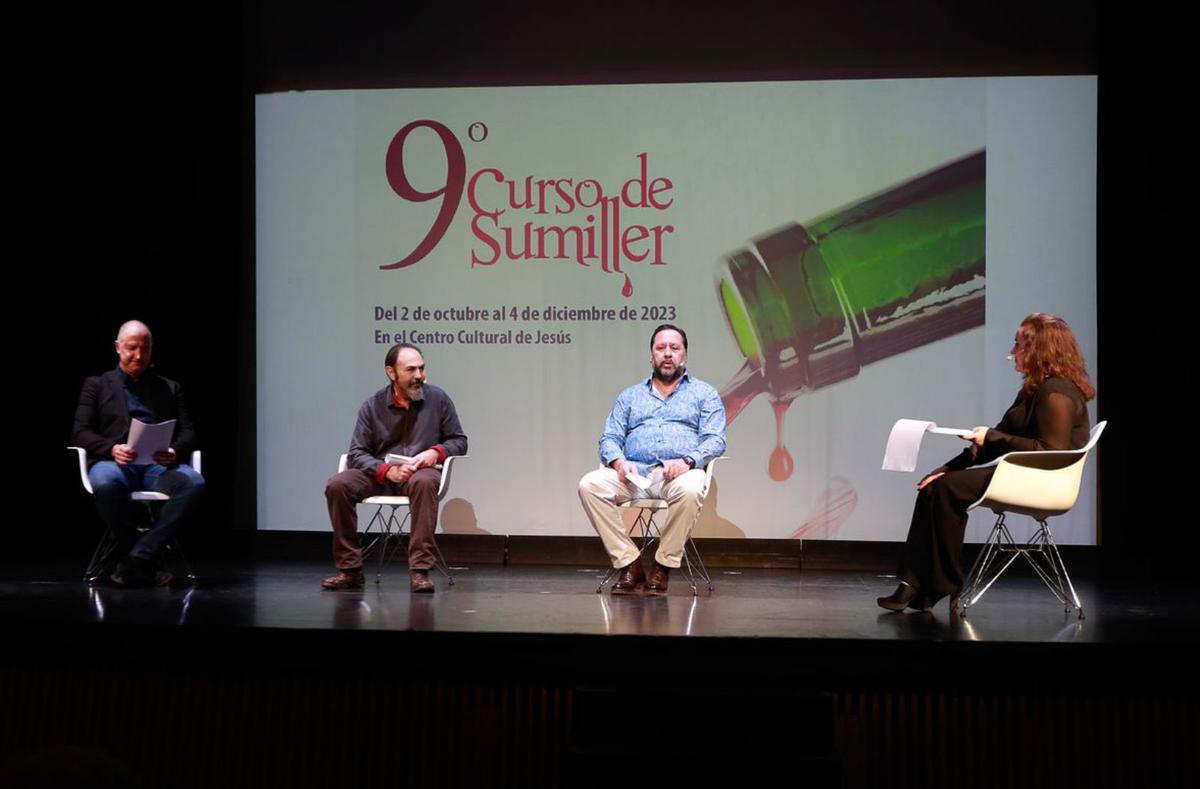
[679,533,713,595]
[83,527,123,583]
[959,512,1083,619]
[360,504,455,586]
[595,507,712,596]
[595,508,656,593]
[168,539,198,585]
[83,525,197,586]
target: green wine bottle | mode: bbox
[718,150,986,478]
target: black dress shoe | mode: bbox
[908,591,963,613]
[877,582,919,611]
[110,554,160,588]
[611,558,645,595]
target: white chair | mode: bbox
[595,456,726,596]
[337,454,466,585]
[958,422,1106,619]
[69,446,201,584]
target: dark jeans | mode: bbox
[87,461,206,560]
[325,467,440,571]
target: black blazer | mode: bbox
[71,369,199,467]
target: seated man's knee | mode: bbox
[678,469,706,493]
[88,463,130,497]
[91,477,129,497]
[180,469,206,495]
[325,473,351,501]
[579,468,606,494]
[407,470,439,495]
[668,471,705,504]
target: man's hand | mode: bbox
[661,458,691,482]
[385,450,441,486]
[611,459,639,484]
[112,444,138,465]
[409,449,440,470]
[153,448,178,466]
[385,464,413,485]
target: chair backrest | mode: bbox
[701,456,724,497]
[969,421,1106,518]
[337,453,466,501]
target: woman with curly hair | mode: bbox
[878,313,1096,613]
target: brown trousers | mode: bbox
[325,467,441,571]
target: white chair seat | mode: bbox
[622,498,669,510]
[131,491,172,502]
[362,495,410,506]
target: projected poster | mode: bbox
[257,77,1098,543]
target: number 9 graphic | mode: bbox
[381,120,467,270]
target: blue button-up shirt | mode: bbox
[116,367,155,423]
[599,372,726,474]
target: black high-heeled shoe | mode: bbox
[877,582,919,611]
[908,592,962,613]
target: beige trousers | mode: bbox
[578,467,706,569]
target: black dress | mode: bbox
[897,377,1091,597]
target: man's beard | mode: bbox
[653,364,684,384]
[406,383,425,401]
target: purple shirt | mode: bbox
[346,384,468,477]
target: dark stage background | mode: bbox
[22,0,1187,579]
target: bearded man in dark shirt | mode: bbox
[321,343,468,593]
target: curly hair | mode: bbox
[1017,313,1095,400]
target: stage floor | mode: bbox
[5,558,1198,789]
[3,558,1196,646]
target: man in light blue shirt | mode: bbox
[579,324,726,595]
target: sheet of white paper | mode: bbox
[928,427,973,437]
[627,467,665,499]
[128,418,175,461]
[882,419,972,472]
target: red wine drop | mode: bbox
[621,272,633,298]
[768,397,795,481]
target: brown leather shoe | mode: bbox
[320,570,365,590]
[646,563,670,595]
[611,558,645,595]
[410,570,435,594]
